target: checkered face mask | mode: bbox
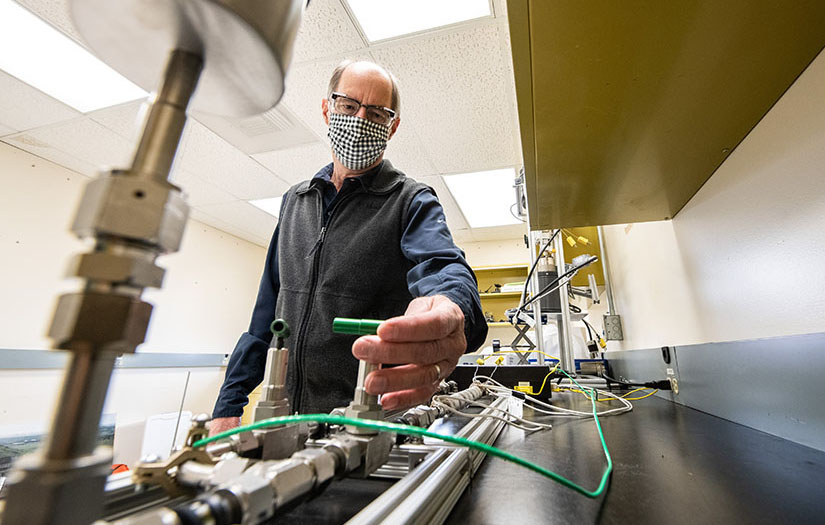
[328,112,390,170]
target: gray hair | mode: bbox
[327,60,401,116]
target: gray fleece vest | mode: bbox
[275,160,430,414]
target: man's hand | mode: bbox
[209,416,241,437]
[351,295,466,410]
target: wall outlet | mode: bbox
[666,367,679,394]
[603,314,624,340]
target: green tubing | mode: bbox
[270,318,290,338]
[332,317,383,335]
[194,378,613,499]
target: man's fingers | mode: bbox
[365,360,452,395]
[378,301,463,342]
[379,385,439,411]
[353,333,464,365]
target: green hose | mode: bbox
[193,372,612,499]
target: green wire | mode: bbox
[194,372,612,499]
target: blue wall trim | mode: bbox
[607,332,825,452]
[0,349,228,370]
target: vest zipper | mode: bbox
[293,190,359,413]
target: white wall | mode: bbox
[0,142,267,353]
[458,238,530,267]
[602,49,825,351]
[0,142,268,444]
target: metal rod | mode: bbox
[354,361,379,406]
[349,396,509,524]
[529,231,545,365]
[554,234,575,372]
[597,225,617,315]
[131,50,203,182]
[170,371,191,455]
[261,347,289,402]
[44,352,117,460]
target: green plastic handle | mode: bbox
[332,317,383,335]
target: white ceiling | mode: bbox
[1,0,527,247]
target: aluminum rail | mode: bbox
[347,395,511,524]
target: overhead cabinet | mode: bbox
[507,0,825,228]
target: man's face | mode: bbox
[322,63,400,140]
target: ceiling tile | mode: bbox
[467,223,527,242]
[192,105,320,155]
[281,52,373,139]
[419,174,470,233]
[16,0,83,43]
[384,125,437,178]
[177,121,291,200]
[3,117,133,175]
[291,0,366,64]
[169,169,238,207]
[189,208,269,247]
[194,201,277,246]
[0,123,15,137]
[87,100,146,141]
[0,70,80,132]
[2,134,96,176]
[372,23,522,174]
[252,141,332,185]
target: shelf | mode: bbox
[508,0,825,228]
[479,291,522,299]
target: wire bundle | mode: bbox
[474,375,633,418]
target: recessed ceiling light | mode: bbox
[346,0,491,42]
[0,0,147,112]
[443,168,522,228]
[249,196,283,218]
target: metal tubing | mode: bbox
[261,347,288,403]
[529,231,545,365]
[597,226,617,315]
[555,234,575,372]
[349,396,509,524]
[354,361,379,407]
[44,352,117,460]
[131,50,203,182]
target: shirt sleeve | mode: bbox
[212,223,281,418]
[402,189,488,352]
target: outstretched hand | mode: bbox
[351,295,466,410]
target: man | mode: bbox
[211,60,487,435]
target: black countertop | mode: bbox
[277,394,825,523]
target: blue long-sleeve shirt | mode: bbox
[213,162,486,417]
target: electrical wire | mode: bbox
[531,364,559,396]
[194,411,612,499]
[475,375,632,418]
[601,371,672,390]
[617,388,658,401]
[431,396,552,432]
[581,318,595,340]
[468,349,561,363]
[518,229,561,312]
[509,202,527,223]
[519,255,598,313]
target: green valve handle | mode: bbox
[333,317,383,335]
[270,319,290,338]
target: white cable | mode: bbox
[472,375,633,418]
[433,400,549,433]
[431,395,552,432]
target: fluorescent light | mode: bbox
[249,196,283,218]
[346,0,491,42]
[443,168,522,228]
[0,0,146,112]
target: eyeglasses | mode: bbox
[329,92,396,126]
